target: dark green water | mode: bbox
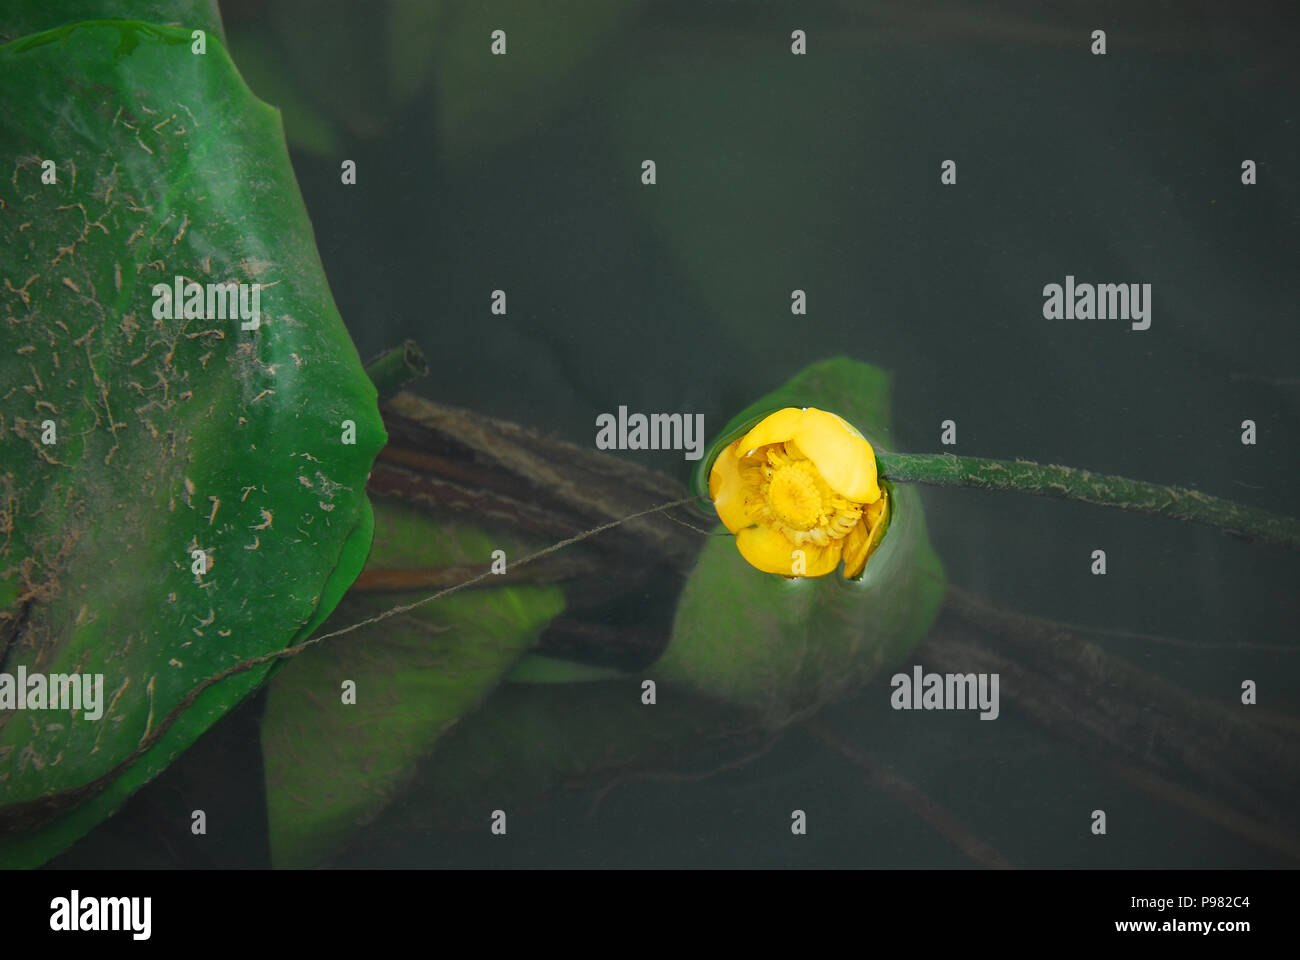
[56,0,1298,868]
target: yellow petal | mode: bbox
[708,439,752,533]
[823,410,865,438]
[800,540,843,577]
[737,407,805,455]
[795,407,880,503]
[841,519,871,579]
[737,525,842,577]
[842,489,889,579]
[735,525,799,574]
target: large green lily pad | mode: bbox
[0,20,385,866]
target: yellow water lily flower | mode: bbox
[709,407,889,578]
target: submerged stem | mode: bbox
[364,340,429,404]
[876,452,1300,549]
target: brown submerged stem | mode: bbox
[928,586,1300,861]
[806,718,1013,868]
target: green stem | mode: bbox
[876,452,1300,550]
[364,340,428,404]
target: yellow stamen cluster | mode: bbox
[744,445,862,547]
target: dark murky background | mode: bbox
[54,0,1298,867]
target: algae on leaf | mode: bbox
[0,20,385,866]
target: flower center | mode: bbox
[738,444,866,548]
[767,460,824,531]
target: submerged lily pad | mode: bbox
[330,677,765,865]
[261,498,565,867]
[0,20,384,866]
